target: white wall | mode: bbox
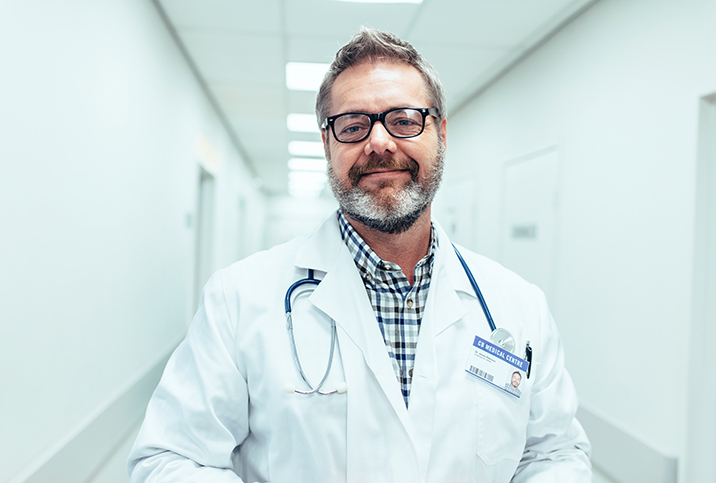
[434,0,716,481]
[265,195,339,248]
[0,1,266,481]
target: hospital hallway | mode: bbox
[3,1,716,482]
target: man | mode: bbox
[507,371,522,397]
[128,28,591,482]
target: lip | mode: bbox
[361,168,409,178]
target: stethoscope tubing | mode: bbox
[285,269,340,395]
[451,244,498,332]
[285,244,514,395]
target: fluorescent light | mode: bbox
[286,62,330,91]
[289,171,327,184]
[288,170,327,199]
[287,113,319,133]
[288,158,326,172]
[289,186,323,198]
[334,0,422,3]
[288,141,325,157]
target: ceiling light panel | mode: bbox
[287,113,319,133]
[288,171,327,183]
[288,158,327,171]
[288,141,325,157]
[286,62,330,91]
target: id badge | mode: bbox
[465,335,529,398]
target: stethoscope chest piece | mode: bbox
[489,327,515,353]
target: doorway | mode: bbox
[686,93,716,482]
[194,167,216,310]
[499,147,561,300]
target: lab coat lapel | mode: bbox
[407,224,469,477]
[428,222,473,335]
[293,215,416,437]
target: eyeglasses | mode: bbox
[321,107,440,143]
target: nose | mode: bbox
[364,120,397,156]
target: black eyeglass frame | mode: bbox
[321,107,440,144]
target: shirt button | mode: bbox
[365,273,372,281]
[408,368,414,377]
[406,299,414,308]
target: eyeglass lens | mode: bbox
[333,109,425,142]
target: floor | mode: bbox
[88,425,617,483]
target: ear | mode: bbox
[439,118,447,151]
[321,129,332,161]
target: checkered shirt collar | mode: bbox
[337,210,437,279]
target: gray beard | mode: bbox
[327,147,444,234]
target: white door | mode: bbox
[194,167,216,309]
[500,148,560,299]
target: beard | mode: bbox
[327,142,445,234]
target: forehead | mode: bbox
[330,61,429,114]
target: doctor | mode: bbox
[128,28,591,482]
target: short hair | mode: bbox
[315,27,446,129]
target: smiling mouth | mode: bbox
[362,168,408,177]
[348,155,419,186]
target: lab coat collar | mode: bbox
[294,212,414,435]
[293,213,480,337]
[291,213,483,463]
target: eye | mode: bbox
[341,124,367,134]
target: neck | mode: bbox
[345,207,432,286]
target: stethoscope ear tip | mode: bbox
[283,383,296,394]
[336,382,348,394]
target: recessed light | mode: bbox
[288,171,327,184]
[288,141,325,157]
[287,113,319,133]
[289,186,324,198]
[288,158,326,172]
[286,62,330,91]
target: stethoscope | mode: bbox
[283,244,516,395]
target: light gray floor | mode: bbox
[87,425,618,483]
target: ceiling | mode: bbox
[156,0,595,197]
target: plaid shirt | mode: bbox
[337,211,436,408]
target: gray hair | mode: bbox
[315,27,446,128]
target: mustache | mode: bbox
[347,155,419,186]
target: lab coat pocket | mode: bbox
[474,376,530,467]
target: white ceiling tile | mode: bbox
[408,0,577,47]
[179,31,284,84]
[210,83,285,117]
[410,42,511,111]
[159,0,282,33]
[285,35,344,64]
[284,0,418,37]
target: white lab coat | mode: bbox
[128,215,591,482]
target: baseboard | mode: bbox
[9,338,182,483]
[577,402,678,483]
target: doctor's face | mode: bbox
[512,372,522,388]
[323,61,447,234]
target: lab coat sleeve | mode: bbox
[127,269,249,482]
[511,287,592,482]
